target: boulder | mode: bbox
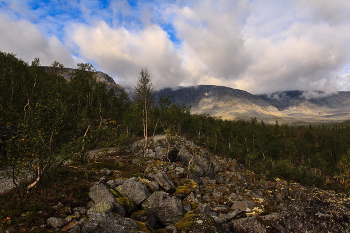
[82,212,140,233]
[154,171,176,192]
[89,182,116,204]
[122,178,150,205]
[142,191,186,226]
[87,202,115,217]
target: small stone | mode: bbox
[198,204,211,214]
[47,217,67,228]
[114,179,125,186]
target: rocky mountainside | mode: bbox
[42,67,130,98]
[156,86,284,124]
[34,135,349,233]
[157,86,350,124]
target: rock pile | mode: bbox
[45,135,350,232]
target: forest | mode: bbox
[1,50,350,197]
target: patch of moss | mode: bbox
[175,211,196,232]
[116,197,136,209]
[136,221,155,233]
[175,186,191,197]
[110,189,121,197]
[186,182,199,190]
[189,202,197,209]
[130,210,148,221]
[155,229,168,233]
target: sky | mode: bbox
[0,0,350,94]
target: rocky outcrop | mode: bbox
[43,134,350,233]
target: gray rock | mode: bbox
[122,178,150,205]
[231,201,255,211]
[184,192,200,205]
[142,191,185,226]
[106,180,116,188]
[218,209,241,222]
[116,185,126,197]
[212,189,222,197]
[175,166,185,174]
[229,217,266,233]
[74,207,87,215]
[176,147,193,165]
[87,201,116,217]
[89,182,116,204]
[82,212,139,233]
[114,179,125,186]
[150,181,159,191]
[100,168,114,176]
[154,171,176,192]
[195,155,216,178]
[198,204,211,214]
[47,217,67,228]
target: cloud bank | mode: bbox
[0,0,349,94]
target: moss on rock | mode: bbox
[136,221,155,233]
[175,186,191,197]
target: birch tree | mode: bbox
[135,68,154,157]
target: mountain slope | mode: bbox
[157,86,350,124]
[156,85,285,123]
[42,67,130,98]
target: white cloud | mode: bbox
[0,13,76,67]
[1,0,350,95]
[67,21,187,89]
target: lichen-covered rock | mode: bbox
[175,211,221,233]
[89,182,116,204]
[123,178,150,205]
[154,171,176,192]
[142,191,186,226]
[87,201,115,217]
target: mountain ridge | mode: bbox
[156,85,350,124]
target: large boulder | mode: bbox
[122,178,150,205]
[89,182,116,204]
[154,171,176,192]
[88,182,126,216]
[176,147,217,178]
[142,191,186,226]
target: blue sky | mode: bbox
[0,0,350,94]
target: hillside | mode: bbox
[157,86,350,124]
[2,135,350,232]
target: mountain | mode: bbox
[42,67,130,98]
[157,85,350,124]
